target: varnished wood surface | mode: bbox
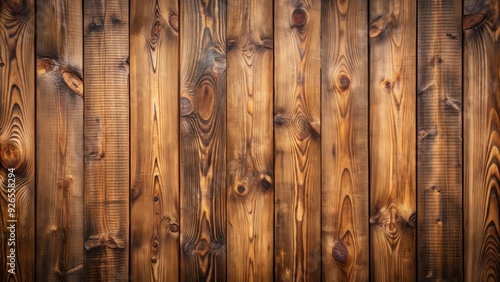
[369,0,417,280]
[130,0,180,281]
[0,0,35,281]
[36,0,84,281]
[274,0,321,280]
[180,0,227,280]
[321,0,369,280]
[464,0,500,280]
[417,0,463,280]
[83,0,129,280]
[227,0,274,281]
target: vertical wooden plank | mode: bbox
[130,0,180,280]
[274,0,321,280]
[417,0,463,280]
[464,0,500,280]
[369,0,416,280]
[180,0,226,280]
[0,0,35,281]
[321,0,369,280]
[227,0,273,280]
[83,0,129,280]
[36,0,84,280]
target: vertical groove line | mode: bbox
[415,0,419,281]
[367,0,371,279]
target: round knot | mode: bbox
[0,142,21,169]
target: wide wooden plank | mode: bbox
[83,0,129,280]
[369,0,417,280]
[464,0,500,280]
[0,1,35,281]
[180,0,226,280]
[321,0,369,280]
[227,0,273,280]
[35,0,84,280]
[130,0,180,280]
[417,0,463,280]
[274,0,321,280]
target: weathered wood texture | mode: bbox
[83,0,129,280]
[321,0,369,280]
[369,0,417,280]
[36,0,84,281]
[130,0,180,281]
[0,0,35,281]
[417,0,463,280]
[180,0,227,280]
[464,0,500,280]
[274,0,321,280]
[227,0,274,281]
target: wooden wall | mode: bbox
[0,0,499,281]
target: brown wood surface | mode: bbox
[227,0,274,281]
[274,0,321,280]
[0,1,35,281]
[180,0,227,280]
[130,0,180,281]
[369,0,417,280]
[321,0,369,280]
[417,0,463,280]
[464,0,500,280]
[36,0,84,280]
[83,0,129,280]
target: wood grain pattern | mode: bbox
[83,0,129,280]
[464,0,500,280]
[369,0,417,280]
[321,0,369,280]
[0,0,35,281]
[180,0,226,280]
[417,0,463,280]
[227,0,273,280]
[130,0,179,281]
[35,0,84,280]
[274,0,321,280]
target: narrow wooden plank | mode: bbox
[417,0,463,280]
[83,0,129,280]
[274,0,321,280]
[180,0,226,280]
[0,1,35,281]
[35,0,84,280]
[227,0,273,280]
[464,0,500,280]
[130,0,180,281]
[321,0,369,280]
[369,0,417,280]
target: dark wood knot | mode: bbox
[291,8,307,29]
[169,14,179,32]
[89,17,104,32]
[0,142,21,169]
[169,223,179,233]
[332,242,348,263]
[338,74,351,91]
[463,13,486,30]
[369,18,385,38]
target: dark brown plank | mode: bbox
[83,0,129,280]
[130,0,180,280]
[180,0,226,280]
[321,0,369,280]
[369,0,417,280]
[417,0,463,280]
[35,0,84,280]
[227,0,273,281]
[464,0,500,280]
[0,1,35,281]
[274,0,321,280]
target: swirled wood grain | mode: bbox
[227,0,273,281]
[369,0,417,280]
[274,0,321,280]
[464,0,500,280]
[0,0,35,281]
[417,0,463,280]
[180,0,226,280]
[35,0,84,280]
[321,0,369,280]
[130,0,179,280]
[83,0,129,280]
